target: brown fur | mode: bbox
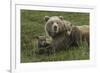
[69,25,89,46]
[35,36,50,48]
[44,16,89,54]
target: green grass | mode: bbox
[21,10,89,63]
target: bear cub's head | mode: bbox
[44,16,72,38]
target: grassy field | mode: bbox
[21,10,89,63]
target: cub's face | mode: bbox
[44,16,66,37]
[36,36,47,48]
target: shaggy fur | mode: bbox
[43,16,89,54]
[68,25,89,47]
[44,16,72,53]
[35,36,50,48]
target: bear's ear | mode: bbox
[59,16,64,20]
[44,16,50,22]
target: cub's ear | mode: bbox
[44,16,50,22]
[59,16,64,20]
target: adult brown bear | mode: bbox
[44,16,89,54]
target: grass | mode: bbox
[21,10,89,63]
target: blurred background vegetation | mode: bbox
[21,10,89,63]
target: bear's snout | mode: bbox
[54,25,57,32]
[52,22,59,33]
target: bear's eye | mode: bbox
[50,21,53,24]
[56,22,59,24]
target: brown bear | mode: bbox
[44,16,73,53]
[35,36,49,48]
[69,25,89,47]
[44,16,89,54]
[34,36,51,54]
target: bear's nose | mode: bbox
[54,25,57,31]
